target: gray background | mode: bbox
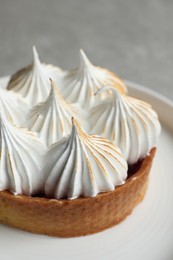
[0,0,173,99]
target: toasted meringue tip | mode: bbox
[49,78,63,99]
[49,78,53,84]
[71,117,84,134]
[71,117,78,133]
[48,78,55,93]
[71,116,77,126]
[49,78,59,91]
[47,79,54,96]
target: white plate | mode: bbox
[0,78,173,260]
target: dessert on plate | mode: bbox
[0,48,161,237]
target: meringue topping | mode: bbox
[0,87,30,127]
[45,118,127,199]
[58,50,127,108]
[90,86,161,164]
[7,47,56,105]
[26,79,88,146]
[0,47,161,200]
[0,112,45,196]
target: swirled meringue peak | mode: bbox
[0,87,30,127]
[27,79,88,146]
[0,112,45,196]
[7,46,59,105]
[90,86,161,165]
[45,118,127,200]
[58,50,127,108]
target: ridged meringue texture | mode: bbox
[7,46,62,105]
[0,112,45,196]
[58,50,127,108]
[45,118,127,200]
[0,87,30,127]
[0,47,161,200]
[90,86,161,165]
[27,79,88,146]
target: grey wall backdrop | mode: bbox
[0,0,173,99]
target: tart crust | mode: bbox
[0,148,156,237]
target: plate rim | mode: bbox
[125,79,173,109]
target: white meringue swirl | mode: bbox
[90,86,161,165]
[0,47,161,201]
[0,87,30,127]
[45,118,127,200]
[7,47,61,105]
[0,113,45,196]
[58,50,127,108]
[26,79,87,146]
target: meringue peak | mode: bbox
[48,79,75,112]
[32,46,41,68]
[79,49,93,70]
[7,47,51,105]
[90,86,161,164]
[49,78,64,102]
[27,79,87,146]
[45,118,127,199]
[59,50,127,108]
[71,116,86,138]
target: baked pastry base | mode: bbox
[0,148,156,237]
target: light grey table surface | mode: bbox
[0,0,173,100]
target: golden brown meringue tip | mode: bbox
[71,116,79,130]
[71,116,86,136]
[49,78,59,94]
[49,78,65,100]
[48,79,82,125]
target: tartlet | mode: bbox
[0,47,160,237]
[0,148,155,237]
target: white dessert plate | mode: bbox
[0,77,173,260]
